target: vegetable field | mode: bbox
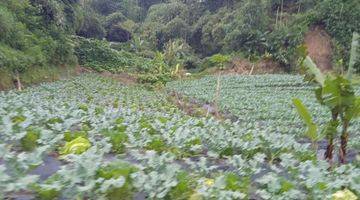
[1,74,359,199]
[167,75,360,146]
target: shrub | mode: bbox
[104,11,127,29]
[76,13,105,39]
[208,54,231,69]
[74,37,137,72]
[106,25,132,42]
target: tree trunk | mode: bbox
[324,113,338,164]
[214,74,221,118]
[325,137,334,163]
[339,121,349,164]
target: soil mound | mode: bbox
[304,26,333,71]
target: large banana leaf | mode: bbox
[321,76,356,110]
[347,32,359,80]
[302,56,325,86]
[292,98,318,141]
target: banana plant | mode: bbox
[296,44,359,165]
[295,32,360,164]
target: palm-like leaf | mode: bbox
[347,32,359,79]
[302,56,325,86]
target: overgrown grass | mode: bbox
[0,65,76,90]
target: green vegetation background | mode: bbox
[0,0,359,89]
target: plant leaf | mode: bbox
[292,98,318,141]
[347,32,359,80]
[321,76,355,109]
[301,56,325,86]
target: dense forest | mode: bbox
[1,0,360,200]
[0,0,359,89]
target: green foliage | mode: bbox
[76,13,105,39]
[97,162,138,200]
[292,98,318,143]
[224,173,250,194]
[60,137,91,155]
[224,0,270,55]
[20,129,40,151]
[106,25,132,42]
[209,54,231,69]
[1,74,360,199]
[103,128,128,154]
[146,137,167,152]
[90,0,122,15]
[104,12,127,29]
[166,172,194,200]
[163,39,198,69]
[315,0,360,61]
[74,37,140,72]
[299,55,360,163]
[35,187,59,200]
[0,0,78,83]
[301,56,325,85]
[64,130,88,142]
[347,32,360,76]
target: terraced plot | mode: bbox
[0,74,359,200]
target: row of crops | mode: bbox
[167,75,360,149]
[1,74,359,199]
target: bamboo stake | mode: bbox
[15,71,22,91]
[275,6,280,28]
[214,73,221,118]
[249,63,255,75]
[280,0,284,26]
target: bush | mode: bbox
[314,0,360,65]
[0,1,79,87]
[106,25,132,42]
[74,37,138,72]
[76,13,105,39]
[208,54,231,69]
[104,11,127,29]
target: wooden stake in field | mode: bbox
[214,73,221,118]
[15,71,22,91]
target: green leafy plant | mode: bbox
[209,54,231,70]
[20,129,40,151]
[60,137,91,155]
[103,128,128,154]
[97,162,138,200]
[292,98,319,150]
[166,171,195,200]
[145,137,167,152]
[64,130,88,142]
[35,187,59,200]
[224,173,250,195]
[297,55,360,163]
